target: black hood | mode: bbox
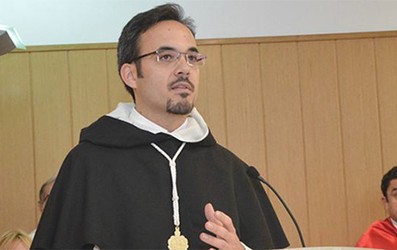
[79,116,217,148]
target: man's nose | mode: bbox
[174,55,191,75]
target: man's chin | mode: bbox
[167,107,193,115]
[166,100,194,115]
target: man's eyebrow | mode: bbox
[188,47,199,53]
[158,46,176,51]
[157,46,199,53]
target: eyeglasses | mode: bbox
[131,48,207,67]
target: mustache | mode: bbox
[169,76,195,91]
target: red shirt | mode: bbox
[356,217,397,249]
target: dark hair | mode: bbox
[117,3,196,101]
[381,166,397,200]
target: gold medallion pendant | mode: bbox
[168,226,189,250]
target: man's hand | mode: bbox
[199,203,245,250]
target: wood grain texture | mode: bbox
[196,45,227,146]
[30,51,74,223]
[375,38,397,173]
[1,31,397,247]
[298,40,348,245]
[221,44,267,169]
[0,53,36,232]
[336,38,384,244]
[260,42,308,247]
[68,50,110,144]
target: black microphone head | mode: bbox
[247,166,260,179]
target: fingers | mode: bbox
[204,203,223,226]
[200,230,227,249]
[204,203,216,222]
[200,221,241,250]
[204,211,236,242]
[200,203,243,250]
[213,210,236,234]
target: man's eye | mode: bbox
[159,53,176,61]
[187,54,198,62]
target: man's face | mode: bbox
[383,179,397,221]
[8,240,30,250]
[39,182,54,212]
[127,20,200,117]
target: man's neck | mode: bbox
[135,107,188,132]
[390,217,397,229]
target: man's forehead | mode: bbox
[140,21,196,46]
[146,20,193,33]
[388,179,397,192]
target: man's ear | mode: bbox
[382,196,388,210]
[120,63,138,89]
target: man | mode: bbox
[356,166,397,248]
[0,230,32,250]
[31,3,288,249]
[29,176,56,239]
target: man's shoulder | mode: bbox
[364,217,395,234]
[356,217,397,248]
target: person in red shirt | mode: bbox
[356,166,397,249]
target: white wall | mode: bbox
[1,0,397,46]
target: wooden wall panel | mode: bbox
[106,49,131,110]
[30,51,74,224]
[375,38,397,172]
[336,39,384,244]
[196,45,227,146]
[0,53,36,233]
[260,42,309,247]
[298,41,348,245]
[1,31,397,247]
[221,44,266,168]
[68,50,110,144]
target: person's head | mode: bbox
[117,3,206,121]
[381,166,397,221]
[0,230,32,250]
[38,176,56,212]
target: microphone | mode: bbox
[247,166,306,247]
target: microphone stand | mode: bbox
[247,166,306,247]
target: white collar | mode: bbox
[391,217,397,229]
[107,102,209,143]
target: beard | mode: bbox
[166,76,195,115]
[166,96,194,115]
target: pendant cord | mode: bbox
[151,142,186,227]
